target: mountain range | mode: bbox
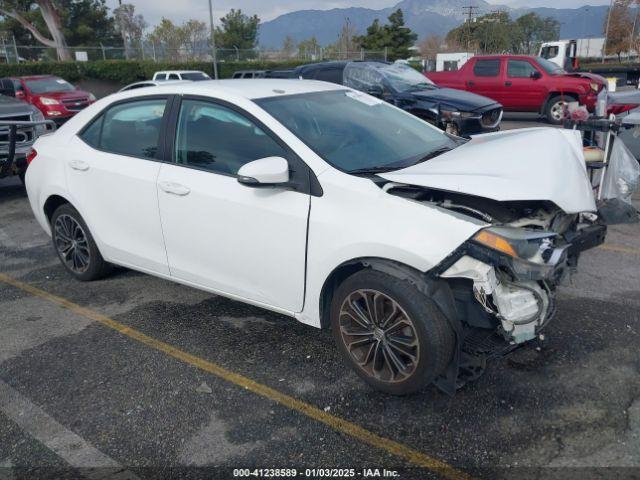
[257,0,609,49]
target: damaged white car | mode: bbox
[25,80,624,395]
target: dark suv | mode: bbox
[285,61,503,137]
[0,91,48,184]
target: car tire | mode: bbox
[545,95,570,125]
[50,203,112,281]
[330,269,455,395]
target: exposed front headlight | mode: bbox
[440,109,477,119]
[473,227,557,263]
[589,82,600,92]
[32,110,46,135]
[88,93,96,101]
[40,97,60,105]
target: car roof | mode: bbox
[155,70,206,74]
[117,79,345,100]
[10,75,60,81]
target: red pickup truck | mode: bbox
[426,55,606,124]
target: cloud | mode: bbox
[105,0,397,28]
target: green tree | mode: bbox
[148,18,185,61]
[514,12,559,54]
[215,8,259,50]
[354,9,417,60]
[181,19,208,59]
[282,35,296,57]
[298,36,320,59]
[114,3,146,59]
[0,0,71,60]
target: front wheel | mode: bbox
[50,203,112,281]
[330,269,455,395]
[545,95,571,125]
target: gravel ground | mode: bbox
[0,116,639,480]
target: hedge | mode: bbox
[0,60,305,85]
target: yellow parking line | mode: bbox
[0,273,472,480]
[599,244,640,256]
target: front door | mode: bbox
[157,98,310,312]
[503,59,547,111]
[65,97,170,274]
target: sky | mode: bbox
[105,0,611,28]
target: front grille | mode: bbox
[481,107,503,128]
[62,97,90,112]
[0,112,36,152]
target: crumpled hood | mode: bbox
[380,128,597,214]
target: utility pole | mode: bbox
[462,6,479,51]
[602,0,614,63]
[208,0,219,79]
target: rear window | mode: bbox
[180,72,210,81]
[473,60,500,77]
[25,77,75,94]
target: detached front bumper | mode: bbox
[437,223,606,345]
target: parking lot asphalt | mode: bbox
[1,118,640,480]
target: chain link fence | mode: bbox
[0,39,387,64]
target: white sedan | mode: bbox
[24,79,606,395]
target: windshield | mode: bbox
[25,77,75,94]
[381,63,435,92]
[181,72,210,81]
[344,62,435,93]
[535,57,565,75]
[257,90,455,173]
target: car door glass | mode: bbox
[473,60,500,77]
[507,60,538,78]
[168,74,180,80]
[314,68,343,84]
[94,99,166,159]
[174,99,287,175]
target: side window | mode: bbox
[81,99,166,158]
[507,60,537,78]
[80,115,103,148]
[473,59,500,77]
[314,68,343,84]
[232,72,242,79]
[168,74,180,80]
[174,99,287,175]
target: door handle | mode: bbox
[68,160,89,171]
[505,81,512,86]
[467,81,475,87]
[158,181,190,196]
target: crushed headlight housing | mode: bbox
[470,227,569,282]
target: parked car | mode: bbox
[232,70,267,79]
[152,71,210,81]
[119,80,188,92]
[0,75,96,125]
[286,61,503,137]
[25,80,607,395]
[426,55,607,124]
[0,93,49,184]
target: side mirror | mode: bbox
[237,156,289,187]
[530,71,542,80]
[15,90,25,99]
[366,84,384,97]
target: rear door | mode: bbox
[466,58,505,105]
[504,59,547,111]
[66,96,170,274]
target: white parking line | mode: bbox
[0,380,139,479]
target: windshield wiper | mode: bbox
[348,166,399,175]
[414,146,454,164]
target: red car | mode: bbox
[426,55,606,124]
[0,75,96,124]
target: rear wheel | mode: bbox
[50,203,112,281]
[330,269,455,395]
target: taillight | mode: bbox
[26,148,38,165]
